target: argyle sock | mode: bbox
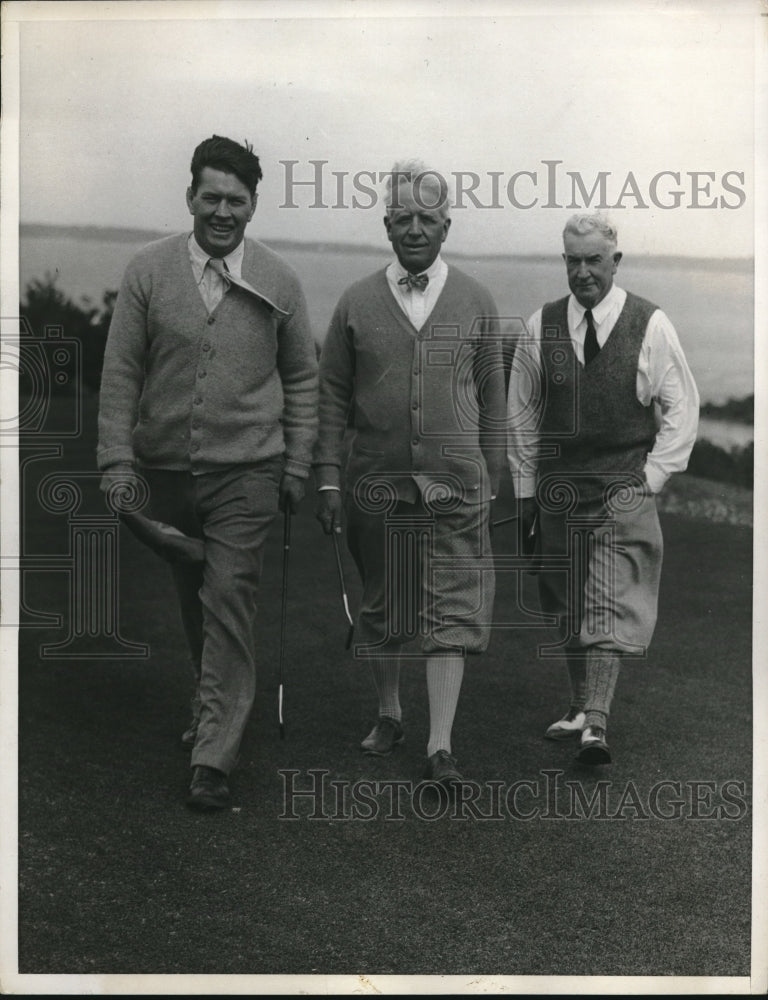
[370,654,402,722]
[566,649,587,712]
[583,648,621,731]
[426,654,465,756]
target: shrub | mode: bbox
[687,439,753,490]
[20,275,116,393]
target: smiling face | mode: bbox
[384,184,451,274]
[186,166,257,258]
[562,229,622,309]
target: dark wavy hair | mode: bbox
[189,135,263,196]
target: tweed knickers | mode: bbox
[345,492,495,657]
[536,488,663,656]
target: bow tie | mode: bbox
[398,272,429,292]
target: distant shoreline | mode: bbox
[19,223,754,271]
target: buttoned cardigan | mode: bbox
[97,234,318,477]
[314,266,506,504]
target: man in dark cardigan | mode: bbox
[315,161,506,789]
[507,213,699,765]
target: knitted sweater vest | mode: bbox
[538,292,658,505]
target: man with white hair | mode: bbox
[507,213,699,764]
[315,161,506,789]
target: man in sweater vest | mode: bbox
[97,136,318,809]
[507,213,699,765]
[315,161,506,789]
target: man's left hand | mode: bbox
[279,473,306,514]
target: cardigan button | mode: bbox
[207,317,215,325]
[202,343,211,351]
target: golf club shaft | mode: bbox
[491,513,519,529]
[332,531,355,648]
[332,532,354,627]
[278,508,291,738]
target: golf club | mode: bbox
[492,511,539,557]
[278,507,291,740]
[331,531,355,649]
[491,513,519,530]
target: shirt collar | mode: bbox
[569,282,624,326]
[188,233,246,283]
[391,254,446,283]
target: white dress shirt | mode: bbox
[386,255,448,332]
[188,234,246,313]
[507,283,700,497]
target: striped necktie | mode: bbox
[206,257,287,316]
[208,257,260,298]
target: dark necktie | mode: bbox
[398,272,429,292]
[584,308,600,365]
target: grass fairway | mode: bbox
[16,390,752,979]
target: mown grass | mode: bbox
[16,390,752,979]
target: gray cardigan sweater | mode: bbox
[97,234,318,477]
[314,266,506,504]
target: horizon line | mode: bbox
[19,222,754,267]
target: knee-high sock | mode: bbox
[370,654,402,721]
[426,654,465,756]
[566,648,587,712]
[584,648,621,731]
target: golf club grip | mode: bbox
[279,511,291,639]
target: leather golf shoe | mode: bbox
[423,749,463,788]
[361,716,404,756]
[186,765,230,810]
[576,726,612,765]
[544,707,586,741]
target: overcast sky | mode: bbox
[8,0,761,258]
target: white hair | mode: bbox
[384,159,451,218]
[563,212,618,248]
